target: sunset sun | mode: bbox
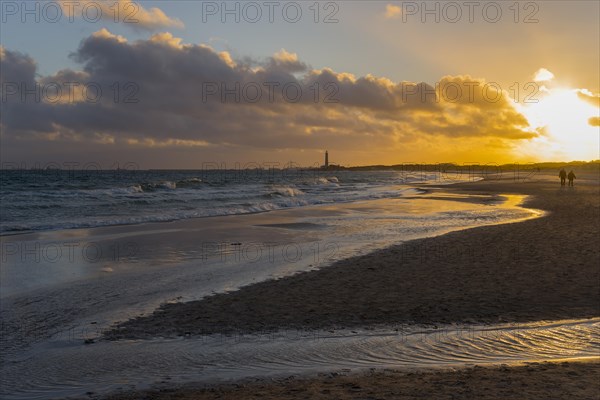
[520,86,600,161]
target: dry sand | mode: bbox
[107,173,599,338]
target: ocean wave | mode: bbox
[1,171,482,234]
[175,177,203,188]
[128,185,144,193]
[268,186,305,197]
[301,176,340,187]
[146,181,177,190]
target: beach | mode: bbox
[89,171,600,400]
[2,171,598,400]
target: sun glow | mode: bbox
[519,87,600,161]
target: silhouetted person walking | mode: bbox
[568,170,576,186]
[559,168,567,186]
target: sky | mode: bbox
[1,0,599,168]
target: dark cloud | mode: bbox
[1,31,535,164]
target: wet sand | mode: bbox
[100,360,600,400]
[107,173,600,339]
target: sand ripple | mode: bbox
[1,318,598,399]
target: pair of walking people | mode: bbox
[559,168,576,186]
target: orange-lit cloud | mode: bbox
[533,68,555,82]
[56,0,184,31]
[578,89,600,107]
[150,32,185,49]
[577,90,600,127]
[384,4,402,19]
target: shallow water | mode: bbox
[1,318,598,399]
[0,193,540,298]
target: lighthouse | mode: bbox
[325,150,329,168]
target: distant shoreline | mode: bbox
[1,160,598,172]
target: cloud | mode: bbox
[575,90,600,127]
[577,89,600,107]
[56,0,184,31]
[92,27,128,42]
[126,138,211,147]
[0,32,536,166]
[533,68,555,82]
[384,4,402,19]
[150,32,184,49]
[263,49,308,74]
[273,49,299,64]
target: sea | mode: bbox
[0,168,476,234]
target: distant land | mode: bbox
[1,161,598,172]
[319,160,600,172]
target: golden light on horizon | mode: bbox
[519,87,600,161]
